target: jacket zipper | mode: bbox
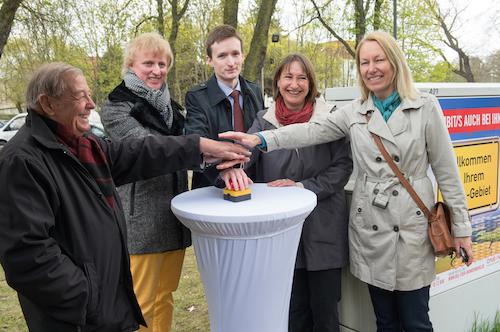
[129,182,136,216]
[60,148,112,213]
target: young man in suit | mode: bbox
[185,24,265,189]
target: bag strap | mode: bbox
[366,114,433,219]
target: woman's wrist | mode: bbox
[255,133,267,150]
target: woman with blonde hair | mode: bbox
[102,32,189,332]
[221,31,473,331]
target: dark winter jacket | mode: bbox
[101,81,190,254]
[249,99,352,270]
[185,74,264,188]
[0,110,201,331]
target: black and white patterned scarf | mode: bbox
[124,69,173,128]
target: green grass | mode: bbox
[172,247,209,331]
[0,267,27,331]
[0,247,209,331]
[2,248,500,332]
[470,312,500,332]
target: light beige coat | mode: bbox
[261,93,472,291]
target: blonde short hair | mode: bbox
[355,31,418,101]
[122,32,174,76]
[26,62,83,110]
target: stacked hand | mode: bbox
[199,137,251,170]
[219,131,262,148]
[220,168,253,191]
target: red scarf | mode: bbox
[54,123,116,209]
[275,96,314,126]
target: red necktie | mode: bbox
[230,90,244,132]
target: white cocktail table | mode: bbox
[171,183,317,332]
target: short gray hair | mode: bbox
[26,62,83,110]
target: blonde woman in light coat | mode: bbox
[220,31,474,331]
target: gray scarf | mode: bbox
[124,70,173,128]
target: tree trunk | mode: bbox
[223,0,239,28]
[353,0,367,48]
[0,0,23,60]
[242,0,278,88]
[373,0,383,30]
[166,0,190,100]
[157,0,165,37]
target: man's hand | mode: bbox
[199,137,251,170]
[219,131,262,148]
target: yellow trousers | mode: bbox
[130,249,186,332]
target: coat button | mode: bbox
[393,226,399,232]
[416,210,422,215]
[373,188,379,194]
[372,225,378,231]
[376,156,382,162]
[357,207,362,213]
[392,190,398,196]
[393,155,400,162]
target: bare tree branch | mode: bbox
[414,36,451,64]
[134,16,156,36]
[283,15,318,37]
[310,0,355,57]
[424,0,475,81]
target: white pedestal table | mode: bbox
[171,183,317,332]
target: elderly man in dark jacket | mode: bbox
[0,62,249,332]
[185,25,264,189]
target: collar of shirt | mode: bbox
[216,78,244,114]
[217,79,241,97]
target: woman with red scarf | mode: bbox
[223,54,352,331]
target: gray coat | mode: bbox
[260,93,472,291]
[248,99,352,271]
[101,82,190,254]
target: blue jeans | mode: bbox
[368,284,433,332]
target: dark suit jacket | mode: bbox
[185,74,264,188]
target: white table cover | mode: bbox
[171,183,317,332]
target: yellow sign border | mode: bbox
[448,137,500,215]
